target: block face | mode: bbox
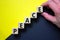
[18,23,24,29]
[12,28,18,34]
[31,12,37,18]
[38,6,43,13]
[25,18,31,24]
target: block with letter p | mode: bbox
[12,28,18,34]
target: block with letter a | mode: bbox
[25,18,31,24]
[12,28,18,34]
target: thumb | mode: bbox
[41,12,57,23]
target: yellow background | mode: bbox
[0,0,47,40]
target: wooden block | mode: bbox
[12,28,18,34]
[18,23,24,29]
[24,18,31,24]
[38,6,43,13]
[31,12,37,18]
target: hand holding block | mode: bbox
[18,23,24,29]
[12,28,18,34]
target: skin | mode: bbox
[41,0,60,28]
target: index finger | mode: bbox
[48,0,58,14]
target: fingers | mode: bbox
[41,0,60,28]
[41,12,57,23]
[48,0,58,13]
[42,0,58,14]
[53,0,60,4]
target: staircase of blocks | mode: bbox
[12,6,43,35]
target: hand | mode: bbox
[41,0,60,28]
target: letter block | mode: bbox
[38,6,43,13]
[25,18,31,24]
[12,28,18,34]
[18,23,24,29]
[31,12,37,18]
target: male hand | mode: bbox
[41,0,60,28]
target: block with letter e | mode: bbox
[18,23,24,29]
